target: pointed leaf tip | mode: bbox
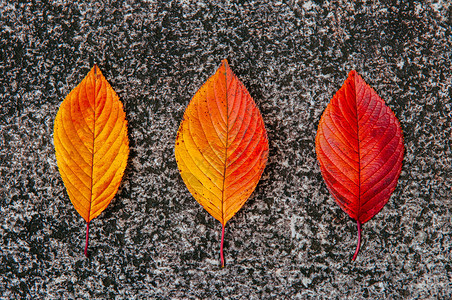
[316,70,404,260]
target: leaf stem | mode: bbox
[84,221,90,257]
[220,224,225,268]
[352,220,361,261]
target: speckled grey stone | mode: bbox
[0,0,451,299]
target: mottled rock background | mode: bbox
[1,0,451,298]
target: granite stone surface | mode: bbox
[1,0,451,298]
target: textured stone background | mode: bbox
[1,0,451,298]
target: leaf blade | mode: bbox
[176,60,269,226]
[54,65,129,223]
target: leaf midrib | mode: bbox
[354,75,362,221]
[220,62,229,226]
[88,65,98,222]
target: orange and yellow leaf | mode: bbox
[54,65,129,255]
[175,60,269,266]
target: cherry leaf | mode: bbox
[315,70,404,260]
[54,65,129,257]
[175,60,269,267]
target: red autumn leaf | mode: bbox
[315,70,404,261]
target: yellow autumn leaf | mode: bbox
[53,65,129,256]
[175,60,269,267]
